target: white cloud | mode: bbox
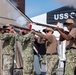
[55,0,76,8]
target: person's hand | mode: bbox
[31,29,36,35]
[10,29,16,34]
[54,22,63,31]
[54,26,59,31]
[31,29,35,33]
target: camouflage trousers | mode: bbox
[2,54,14,75]
[64,49,76,75]
[41,55,46,64]
[22,51,34,75]
[46,54,59,75]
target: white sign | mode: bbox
[54,12,76,20]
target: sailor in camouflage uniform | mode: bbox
[16,28,34,75]
[64,19,76,75]
[0,24,16,75]
[31,28,59,75]
[55,19,76,75]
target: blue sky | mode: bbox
[25,0,64,18]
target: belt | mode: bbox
[66,47,76,50]
[46,53,57,55]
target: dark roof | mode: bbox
[48,6,76,13]
[10,0,25,14]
